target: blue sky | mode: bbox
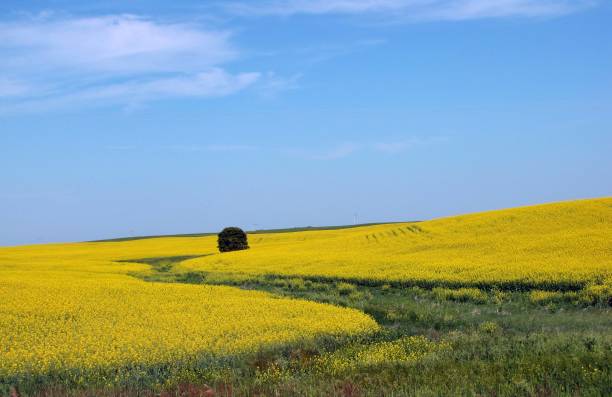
[1,0,611,245]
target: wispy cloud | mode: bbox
[0,14,260,114]
[290,38,387,67]
[256,72,302,98]
[2,69,260,114]
[225,0,596,20]
[0,14,235,74]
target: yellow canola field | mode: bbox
[178,198,612,289]
[0,243,377,380]
[1,197,610,382]
[0,235,219,275]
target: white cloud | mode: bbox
[75,69,259,101]
[0,15,259,113]
[1,70,260,114]
[0,15,235,74]
[256,72,301,98]
[225,0,596,20]
[422,0,597,20]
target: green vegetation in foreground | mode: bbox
[86,256,611,397]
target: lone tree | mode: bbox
[218,227,249,253]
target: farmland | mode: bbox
[0,248,377,393]
[177,198,612,291]
[1,198,611,396]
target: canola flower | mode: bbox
[314,336,450,377]
[0,248,377,386]
[178,198,612,290]
[253,336,451,385]
[1,197,610,389]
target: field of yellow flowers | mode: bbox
[1,197,610,394]
[0,244,377,390]
[178,197,612,291]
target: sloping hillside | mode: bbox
[178,198,612,290]
[0,228,377,388]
